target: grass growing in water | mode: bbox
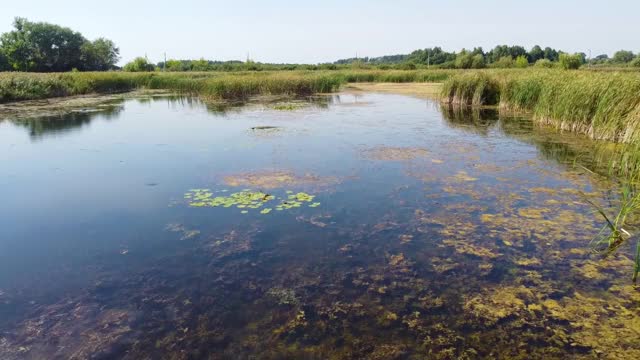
[441,69,640,143]
[583,178,640,282]
[0,70,458,104]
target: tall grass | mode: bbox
[0,70,458,104]
[441,69,640,143]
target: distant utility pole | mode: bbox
[427,52,430,69]
[164,52,167,72]
[588,49,592,68]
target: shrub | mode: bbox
[397,62,417,70]
[492,56,514,68]
[514,56,529,68]
[631,56,640,68]
[559,53,582,70]
[534,59,555,68]
[123,57,155,72]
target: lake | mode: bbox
[0,91,638,359]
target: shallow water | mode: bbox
[0,93,638,359]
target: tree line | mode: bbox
[0,18,119,72]
[335,46,640,69]
[1,18,639,73]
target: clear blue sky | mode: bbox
[1,0,637,65]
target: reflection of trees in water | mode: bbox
[157,94,332,115]
[440,105,624,175]
[11,104,124,140]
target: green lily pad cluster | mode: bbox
[183,188,321,214]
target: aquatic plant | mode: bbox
[182,188,320,214]
[583,180,640,281]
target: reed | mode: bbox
[441,69,640,143]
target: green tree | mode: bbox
[613,50,635,63]
[515,55,529,68]
[80,38,119,71]
[455,49,474,69]
[528,45,544,63]
[123,57,155,72]
[543,47,559,61]
[191,59,210,71]
[631,56,640,68]
[165,59,185,71]
[0,50,9,71]
[0,17,86,71]
[534,59,555,68]
[559,53,582,70]
[471,54,485,68]
[492,56,514,68]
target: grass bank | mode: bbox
[441,69,640,143]
[0,70,456,104]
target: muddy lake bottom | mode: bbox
[0,92,639,359]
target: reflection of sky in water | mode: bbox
[0,93,636,358]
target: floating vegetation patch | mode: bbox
[270,103,306,111]
[363,146,429,161]
[183,188,320,214]
[223,171,338,189]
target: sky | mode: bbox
[1,0,638,65]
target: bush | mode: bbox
[514,55,529,68]
[123,57,155,72]
[631,56,640,68]
[492,56,514,68]
[559,53,582,70]
[534,59,555,68]
[397,62,417,70]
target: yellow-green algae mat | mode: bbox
[184,189,321,214]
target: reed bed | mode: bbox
[0,70,457,104]
[441,69,640,143]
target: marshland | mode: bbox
[2,7,640,360]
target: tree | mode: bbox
[492,56,514,68]
[80,38,119,71]
[593,54,609,64]
[534,59,555,68]
[613,50,635,63]
[0,17,86,71]
[543,47,559,62]
[631,56,640,68]
[528,45,544,63]
[123,57,155,72]
[559,53,582,70]
[471,54,485,68]
[455,49,474,69]
[0,17,119,72]
[515,55,529,68]
[191,59,210,71]
[455,49,485,69]
[0,51,9,71]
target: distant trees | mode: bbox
[0,17,119,72]
[454,49,485,69]
[123,57,155,72]
[80,38,120,71]
[613,50,635,64]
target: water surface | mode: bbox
[0,93,638,359]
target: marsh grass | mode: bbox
[441,69,640,143]
[583,179,640,282]
[0,70,459,104]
